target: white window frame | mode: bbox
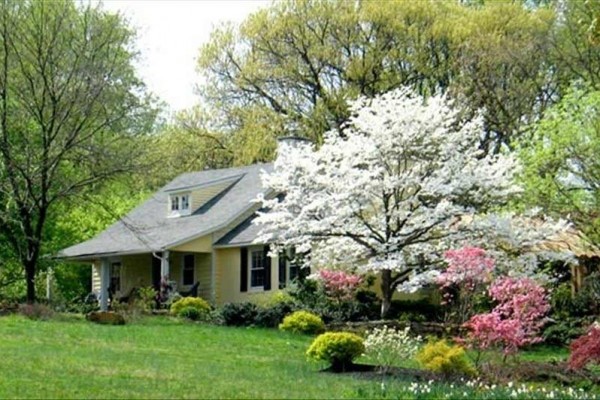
[181,253,195,287]
[169,192,191,217]
[249,248,266,291]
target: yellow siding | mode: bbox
[170,252,211,300]
[214,247,279,305]
[172,235,212,253]
[190,179,236,211]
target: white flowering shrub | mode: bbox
[255,87,569,318]
[364,325,422,372]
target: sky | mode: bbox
[100,0,268,113]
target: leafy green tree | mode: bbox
[449,2,556,152]
[45,181,150,302]
[0,1,157,303]
[197,0,462,159]
[196,0,563,160]
[518,83,600,244]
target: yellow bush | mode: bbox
[170,297,211,318]
[279,310,325,334]
[306,332,365,371]
[415,339,476,377]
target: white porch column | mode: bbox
[161,250,170,281]
[100,258,110,311]
[46,267,53,302]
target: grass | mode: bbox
[0,314,369,399]
[0,315,595,399]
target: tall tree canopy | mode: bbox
[0,0,156,302]
[518,84,600,244]
[195,0,562,162]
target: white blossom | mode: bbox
[254,87,570,314]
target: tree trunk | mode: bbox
[380,269,393,319]
[25,261,36,304]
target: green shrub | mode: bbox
[279,310,325,334]
[135,286,157,312]
[255,302,295,328]
[179,306,201,321]
[219,302,259,326]
[415,339,476,377]
[306,332,365,371]
[170,297,210,319]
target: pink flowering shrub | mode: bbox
[438,247,496,291]
[316,269,363,302]
[437,247,495,323]
[462,277,550,356]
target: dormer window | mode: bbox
[171,195,180,211]
[181,194,189,210]
[169,193,191,217]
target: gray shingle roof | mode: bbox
[59,163,273,259]
[215,215,263,247]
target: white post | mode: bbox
[161,250,170,279]
[46,267,52,302]
[100,258,110,311]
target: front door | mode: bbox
[152,253,162,290]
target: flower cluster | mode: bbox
[315,269,363,301]
[438,247,496,293]
[362,379,595,400]
[364,325,421,372]
[463,277,550,354]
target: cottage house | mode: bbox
[59,138,308,311]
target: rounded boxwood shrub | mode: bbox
[306,332,365,371]
[170,297,210,319]
[415,339,476,377]
[179,306,202,321]
[279,310,325,334]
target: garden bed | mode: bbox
[323,360,600,389]
[326,319,464,337]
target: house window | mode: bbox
[183,254,195,286]
[110,262,121,293]
[250,250,265,289]
[169,193,191,216]
[279,248,301,289]
[171,195,179,211]
[180,194,189,210]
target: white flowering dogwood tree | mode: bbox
[255,88,566,317]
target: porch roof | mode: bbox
[58,163,273,260]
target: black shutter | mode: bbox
[278,251,287,289]
[263,245,271,291]
[240,247,248,292]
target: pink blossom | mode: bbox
[438,247,495,291]
[462,277,550,354]
[317,269,363,301]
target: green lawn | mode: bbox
[0,315,594,399]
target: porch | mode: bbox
[91,250,213,310]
